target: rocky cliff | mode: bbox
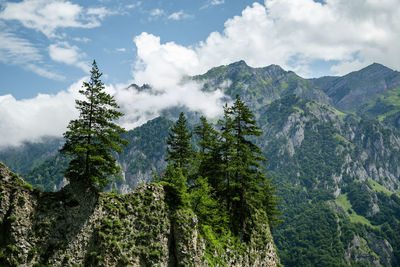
[0,162,279,266]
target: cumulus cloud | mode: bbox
[136,0,400,78]
[115,82,225,130]
[0,0,110,38]
[0,75,225,147]
[0,79,83,148]
[49,42,90,72]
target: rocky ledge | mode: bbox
[0,162,279,266]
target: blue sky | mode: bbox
[0,0,263,99]
[0,0,399,147]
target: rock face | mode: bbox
[0,162,279,266]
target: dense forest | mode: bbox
[156,95,280,263]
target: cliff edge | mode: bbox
[0,162,279,266]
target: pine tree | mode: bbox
[166,112,193,169]
[60,60,128,189]
[218,105,236,210]
[194,116,221,185]
[219,95,268,236]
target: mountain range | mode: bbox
[1,61,400,266]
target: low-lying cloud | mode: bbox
[0,79,82,148]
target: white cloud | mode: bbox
[87,7,114,20]
[0,30,64,80]
[49,42,90,72]
[26,64,65,81]
[115,82,225,130]
[149,8,165,17]
[211,0,225,5]
[122,32,226,128]
[116,48,126,52]
[133,33,200,88]
[0,79,83,148]
[0,74,225,147]
[0,0,110,38]
[126,2,141,9]
[0,31,41,64]
[168,10,192,21]
[73,37,91,43]
[135,0,400,79]
[201,0,225,9]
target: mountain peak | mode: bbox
[348,62,394,77]
[228,60,248,67]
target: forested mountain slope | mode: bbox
[1,61,400,266]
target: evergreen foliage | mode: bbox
[220,95,270,235]
[194,116,221,186]
[166,112,193,170]
[161,96,280,251]
[60,60,128,189]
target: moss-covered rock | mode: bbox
[0,162,279,266]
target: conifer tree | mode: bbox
[60,60,128,189]
[194,116,221,185]
[219,95,269,236]
[166,112,193,169]
[218,105,236,209]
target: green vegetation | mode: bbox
[23,154,70,191]
[335,194,374,227]
[0,137,61,175]
[20,117,172,192]
[120,117,173,176]
[60,60,129,190]
[159,95,280,263]
[166,112,193,169]
[359,86,400,123]
[368,178,392,196]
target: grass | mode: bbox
[382,86,400,106]
[335,194,377,228]
[368,178,393,196]
[377,108,400,122]
[333,133,349,144]
[327,106,347,119]
[366,86,400,121]
[293,106,304,114]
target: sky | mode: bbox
[0,0,400,147]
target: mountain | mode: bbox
[256,95,399,266]
[0,162,279,266]
[195,60,331,107]
[0,117,173,193]
[0,137,63,175]
[310,63,400,127]
[2,61,400,266]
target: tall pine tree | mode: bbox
[219,95,272,236]
[194,116,221,185]
[166,112,193,169]
[60,60,128,189]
